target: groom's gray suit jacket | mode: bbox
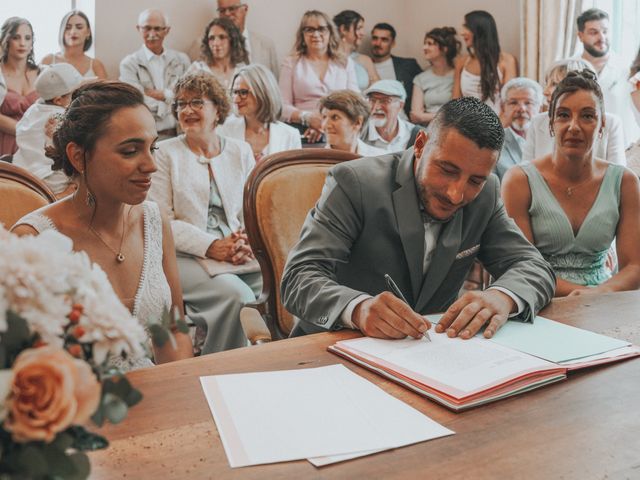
[281,148,555,336]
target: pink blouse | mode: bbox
[279,55,359,121]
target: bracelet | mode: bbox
[300,111,310,127]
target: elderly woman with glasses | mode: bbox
[149,72,260,354]
[188,17,248,89]
[320,90,385,156]
[502,70,640,297]
[218,64,300,162]
[279,10,359,143]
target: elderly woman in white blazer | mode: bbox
[218,64,300,162]
[149,72,260,354]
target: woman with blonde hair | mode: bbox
[218,63,300,162]
[279,10,359,143]
[42,10,107,79]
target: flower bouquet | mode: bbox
[0,226,155,479]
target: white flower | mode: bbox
[0,226,146,366]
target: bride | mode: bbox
[11,80,192,368]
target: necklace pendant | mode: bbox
[566,188,573,196]
[116,253,125,263]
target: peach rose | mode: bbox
[3,346,101,443]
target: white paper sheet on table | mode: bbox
[200,364,454,468]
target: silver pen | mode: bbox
[384,274,431,341]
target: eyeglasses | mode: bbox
[139,25,168,33]
[367,95,397,106]
[174,99,212,111]
[217,3,245,14]
[302,26,329,35]
[231,88,251,99]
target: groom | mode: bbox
[281,97,555,340]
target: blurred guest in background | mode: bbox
[0,17,39,155]
[188,17,248,90]
[333,10,379,90]
[369,22,421,117]
[218,64,300,162]
[453,10,517,113]
[362,79,422,153]
[494,77,543,181]
[411,27,459,126]
[42,10,106,79]
[120,9,190,140]
[13,64,82,196]
[320,89,385,156]
[279,10,358,144]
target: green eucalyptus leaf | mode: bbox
[42,442,76,477]
[52,431,75,451]
[103,393,128,424]
[90,402,105,427]
[67,452,91,480]
[124,386,143,407]
[1,312,32,364]
[176,319,190,334]
[66,426,109,451]
[17,445,48,476]
[149,324,170,348]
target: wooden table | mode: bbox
[90,291,640,479]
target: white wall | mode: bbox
[94,0,521,78]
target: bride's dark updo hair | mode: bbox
[47,80,145,176]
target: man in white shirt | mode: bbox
[119,9,190,140]
[189,1,278,78]
[495,77,542,181]
[576,8,639,146]
[361,80,422,153]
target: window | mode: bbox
[0,0,95,63]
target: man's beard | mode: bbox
[584,42,609,58]
[511,116,531,133]
[371,115,387,128]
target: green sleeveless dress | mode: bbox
[520,162,623,286]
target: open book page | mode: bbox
[200,364,453,468]
[488,316,631,363]
[334,334,560,397]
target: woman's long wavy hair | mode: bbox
[0,17,38,70]
[200,17,248,67]
[464,10,501,102]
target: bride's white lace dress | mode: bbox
[14,201,172,371]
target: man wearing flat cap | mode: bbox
[362,79,423,153]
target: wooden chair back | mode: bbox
[243,148,359,339]
[0,162,56,229]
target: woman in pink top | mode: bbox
[0,17,39,155]
[279,10,358,143]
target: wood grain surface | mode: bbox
[89,291,640,479]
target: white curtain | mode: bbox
[521,0,583,83]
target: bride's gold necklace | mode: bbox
[88,207,130,263]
